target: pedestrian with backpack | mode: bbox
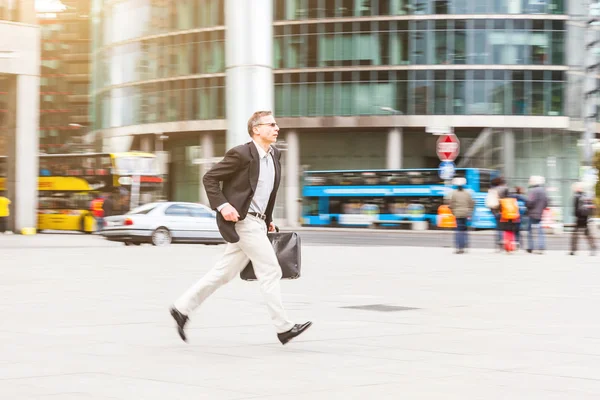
[498,188,521,252]
[513,187,528,249]
[570,182,597,256]
[526,175,549,254]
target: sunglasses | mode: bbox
[255,122,278,128]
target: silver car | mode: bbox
[101,202,224,246]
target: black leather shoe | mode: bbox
[169,307,188,342]
[277,321,312,345]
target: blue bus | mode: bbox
[302,168,498,229]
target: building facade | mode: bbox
[92,0,594,224]
[38,0,92,154]
[0,0,40,232]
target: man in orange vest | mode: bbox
[90,194,105,231]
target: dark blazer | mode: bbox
[203,141,281,243]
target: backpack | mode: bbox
[578,195,595,217]
[485,188,499,209]
[500,197,520,220]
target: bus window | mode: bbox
[38,192,92,210]
[40,159,51,176]
[361,172,379,185]
[339,172,362,186]
[302,197,319,216]
[479,171,492,192]
[329,198,343,214]
[305,174,327,186]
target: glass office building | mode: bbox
[92,0,592,221]
[39,0,92,154]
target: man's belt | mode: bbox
[248,212,267,220]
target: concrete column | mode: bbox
[503,129,515,181]
[6,74,39,233]
[140,135,152,152]
[199,133,214,206]
[225,0,273,150]
[386,128,402,169]
[285,130,300,227]
[19,0,37,24]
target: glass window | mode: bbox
[551,30,564,65]
[469,78,487,115]
[490,77,509,115]
[470,20,488,64]
[411,28,427,64]
[164,204,191,216]
[410,0,429,14]
[391,0,408,15]
[356,0,372,16]
[189,205,215,218]
[275,0,285,19]
[453,80,465,115]
[549,81,563,116]
[452,0,468,13]
[512,79,525,116]
[434,80,448,114]
[434,29,449,64]
[302,197,320,216]
[452,27,466,64]
[288,0,307,19]
[390,30,409,65]
[550,0,565,14]
[412,80,430,114]
[127,203,158,215]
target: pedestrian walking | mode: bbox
[449,177,474,254]
[90,194,105,231]
[570,182,597,256]
[498,188,521,252]
[101,191,115,218]
[0,191,10,233]
[513,187,528,249]
[486,177,508,251]
[525,175,548,254]
[170,111,311,345]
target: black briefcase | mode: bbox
[240,232,301,281]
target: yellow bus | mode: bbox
[37,176,99,233]
[0,152,164,233]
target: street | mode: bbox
[2,233,600,399]
[294,227,577,250]
[5,227,581,250]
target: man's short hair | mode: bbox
[247,111,273,137]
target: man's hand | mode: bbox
[268,222,277,232]
[220,204,240,222]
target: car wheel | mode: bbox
[151,227,172,246]
[124,241,133,246]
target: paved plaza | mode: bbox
[2,234,600,399]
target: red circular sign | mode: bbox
[436,134,460,161]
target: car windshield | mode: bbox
[126,203,158,215]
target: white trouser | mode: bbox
[174,214,294,333]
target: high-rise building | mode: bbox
[38,0,91,154]
[91,0,593,222]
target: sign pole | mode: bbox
[130,174,140,210]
